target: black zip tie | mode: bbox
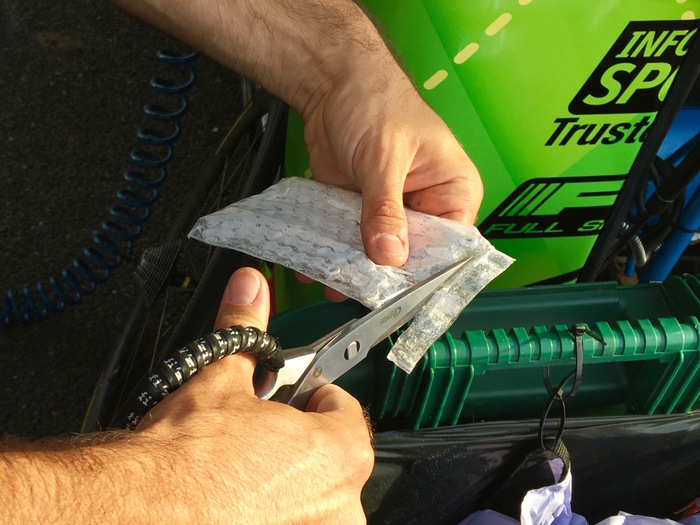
[538,385,567,452]
[539,323,607,452]
[538,362,580,452]
[542,323,602,400]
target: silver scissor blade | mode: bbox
[259,320,358,400]
[345,256,472,350]
[280,256,471,409]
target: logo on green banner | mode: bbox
[545,20,697,147]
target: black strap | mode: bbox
[538,373,570,452]
[483,438,572,517]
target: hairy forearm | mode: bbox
[112,0,388,114]
[2,433,163,523]
[0,432,249,524]
[0,424,319,524]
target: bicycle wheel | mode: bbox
[82,88,288,431]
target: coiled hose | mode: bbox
[2,50,197,328]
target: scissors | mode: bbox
[122,257,469,428]
[256,257,470,409]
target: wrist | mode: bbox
[235,0,393,117]
[114,0,399,119]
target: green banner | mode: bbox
[284,1,698,297]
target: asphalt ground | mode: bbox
[0,0,243,437]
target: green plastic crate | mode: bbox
[268,276,700,430]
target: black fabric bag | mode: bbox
[363,412,700,524]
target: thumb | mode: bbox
[206,267,271,392]
[138,268,271,427]
[356,141,410,267]
[214,267,270,331]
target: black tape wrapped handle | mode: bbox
[123,326,282,429]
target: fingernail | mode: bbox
[371,233,406,259]
[223,270,261,305]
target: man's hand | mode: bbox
[138,267,374,523]
[302,56,482,267]
[1,268,373,524]
[113,0,483,267]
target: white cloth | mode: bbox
[459,468,697,525]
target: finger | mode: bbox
[298,272,348,302]
[403,181,472,223]
[306,385,374,476]
[214,267,270,330]
[404,139,483,225]
[199,267,271,393]
[440,210,471,223]
[138,268,271,427]
[295,272,314,284]
[324,286,347,302]
[305,384,365,422]
[354,133,411,267]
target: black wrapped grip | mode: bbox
[123,326,281,429]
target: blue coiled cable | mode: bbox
[2,50,198,328]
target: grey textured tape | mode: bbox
[388,249,513,372]
[189,178,513,372]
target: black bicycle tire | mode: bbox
[82,91,287,431]
[154,101,288,356]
